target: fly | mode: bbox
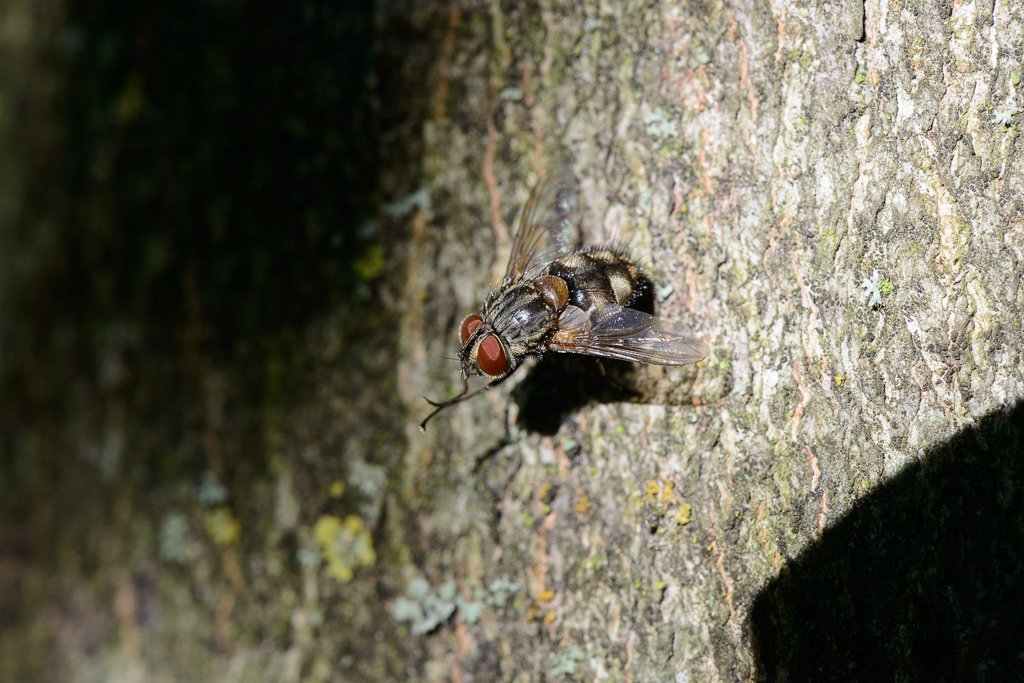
[420,173,709,430]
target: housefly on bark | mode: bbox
[420,172,709,430]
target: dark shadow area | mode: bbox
[512,274,657,435]
[512,354,640,435]
[0,1,436,678]
[6,0,416,368]
[1,0,430,479]
[752,400,1024,682]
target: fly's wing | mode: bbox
[549,305,709,366]
[503,172,579,285]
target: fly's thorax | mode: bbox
[544,247,641,310]
[485,282,561,353]
[533,275,569,310]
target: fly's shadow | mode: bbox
[512,274,657,435]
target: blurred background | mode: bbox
[1,0,432,678]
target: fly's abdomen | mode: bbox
[544,248,640,310]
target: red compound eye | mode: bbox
[460,314,483,344]
[477,334,509,376]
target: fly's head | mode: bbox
[458,312,513,380]
[418,309,516,431]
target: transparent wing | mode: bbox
[503,171,579,285]
[549,305,709,366]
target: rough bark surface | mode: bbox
[2,0,1023,682]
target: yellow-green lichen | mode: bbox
[354,244,386,281]
[675,502,693,526]
[204,507,241,546]
[313,514,376,583]
[575,494,591,515]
